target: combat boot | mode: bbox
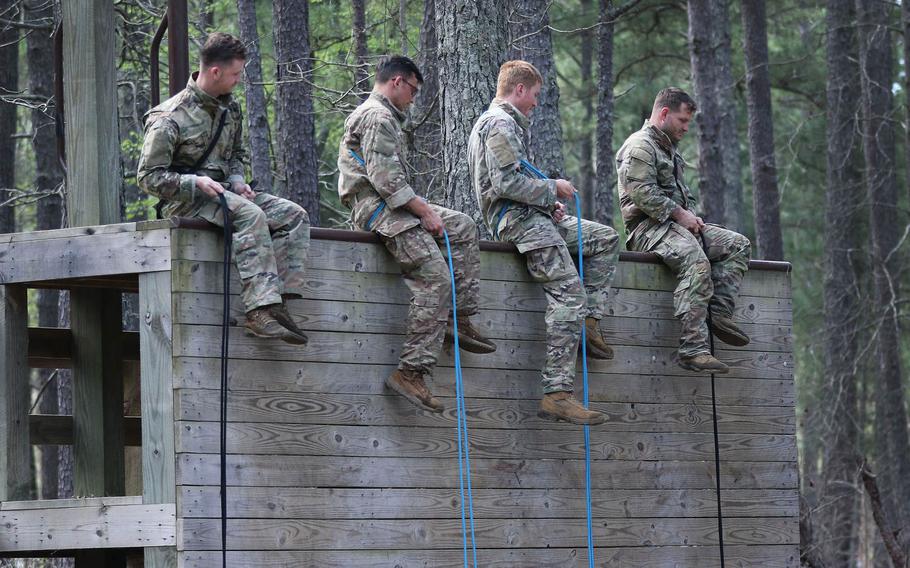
[444,316,497,354]
[386,369,444,413]
[538,391,606,425]
[244,305,308,345]
[709,314,750,346]
[269,303,309,343]
[678,353,729,374]
[582,317,614,360]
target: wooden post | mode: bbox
[0,285,31,501]
[61,0,120,227]
[167,0,190,96]
[140,270,177,568]
[71,288,125,497]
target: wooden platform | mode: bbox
[0,220,797,566]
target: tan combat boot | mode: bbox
[538,391,606,425]
[678,353,729,374]
[244,305,308,345]
[269,303,309,343]
[444,316,497,354]
[386,369,444,413]
[583,317,614,360]
[709,314,750,346]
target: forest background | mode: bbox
[0,0,907,566]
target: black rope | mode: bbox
[699,231,726,568]
[217,192,232,568]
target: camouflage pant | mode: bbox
[378,204,481,376]
[644,223,751,358]
[500,210,619,394]
[189,191,310,312]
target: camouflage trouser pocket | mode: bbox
[381,228,437,271]
[526,244,577,283]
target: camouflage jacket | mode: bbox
[615,121,697,249]
[337,92,420,237]
[137,73,247,206]
[467,99,557,239]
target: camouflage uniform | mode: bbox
[338,92,481,376]
[138,73,310,313]
[616,121,751,358]
[468,99,619,393]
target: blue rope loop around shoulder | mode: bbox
[443,230,478,567]
[520,159,596,567]
[348,149,386,231]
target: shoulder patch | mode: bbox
[487,130,518,168]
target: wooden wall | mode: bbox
[169,227,797,567]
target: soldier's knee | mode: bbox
[735,233,752,259]
[292,204,310,227]
[687,258,713,290]
[232,201,267,230]
[447,211,477,240]
[591,223,620,253]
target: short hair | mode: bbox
[496,60,542,97]
[653,87,697,113]
[200,33,247,67]
[375,55,423,84]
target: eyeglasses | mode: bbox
[401,78,420,96]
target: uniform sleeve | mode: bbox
[227,105,248,184]
[137,117,198,203]
[618,144,677,224]
[361,112,417,209]
[484,124,556,208]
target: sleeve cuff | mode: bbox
[385,184,418,209]
[654,201,676,224]
[178,174,197,202]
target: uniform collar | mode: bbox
[369,91,407,124]
[187,72,232,111]
[491,98,530,130]
[642,120,675,155]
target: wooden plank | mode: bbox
[72,288,124,497]
[174,231,792,296]
[176,421,796,462]
[1,285,32,501]
[172,326,794,380]
[29,414,142,446]
[140,270,178,568]
[180,545,800,568]
[178,486,799,519]
[172,293,792,352]
[0,229,170,284]
[0,222,138,244]
[176,454,799,490]
[177,516,797,550]
[1,495,141,511]
[0,502,175,552]
[175,389,796,434]
[173,358,797,407]
[171,259,788,308]
[27,327,140,368]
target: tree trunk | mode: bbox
[237,0,274,192]
[408,0,441,199]
[352,0,369,98]
[856,0,910,539]
[577,0,595,221]
[712,0,743,231]
[273,0,320,225]
[686,0,737,227]
[0,0,19,234]
[903,0,910,204]
[435,0,507,231]
[399,0,408,55]
[816,0,865,564]
[593,0,615,227]
[507,0,564,181]
[27,0,65,500]
[741,0,783,260]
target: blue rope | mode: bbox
[443,230,478,567]
[521,159,596,567]
[348,149,386,230]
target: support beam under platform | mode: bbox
[1,285,31,501]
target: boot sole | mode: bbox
[444,332,497,354]
[710,327,750,347]
[537,409,606,426]
[678,360,729,374]
[386,377,444,413]
[244,327,308,346]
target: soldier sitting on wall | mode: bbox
[138,32,310,346]
[337,55,496,413]
[467,60,620,426]
[615,87,752,373]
